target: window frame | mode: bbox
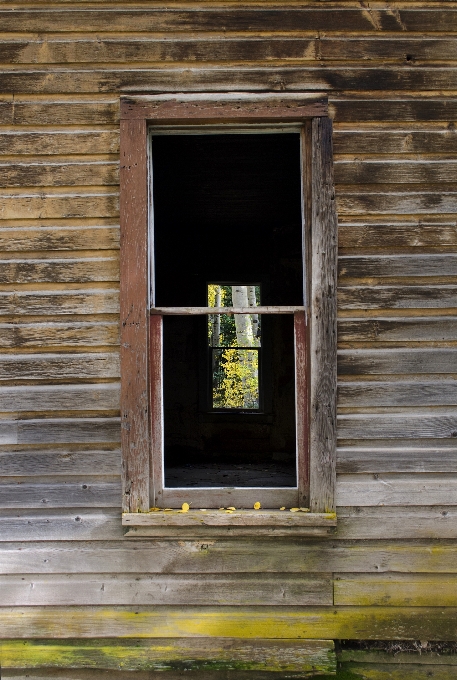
[120,93,337,523]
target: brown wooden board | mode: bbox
[119,118,149,514]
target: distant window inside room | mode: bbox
[208,284,261,411]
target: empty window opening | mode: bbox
[152,132,303,491]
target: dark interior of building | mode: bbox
[152,132,303,487]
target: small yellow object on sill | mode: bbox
[181,503,190,513]
[279,507,286,511]
[253,502,261,510]
[300,508,310,512]
[290,508,299,512]
[227,507,236,511]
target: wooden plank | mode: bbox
[309,116,338,514]
[0,509,123,542]
[0,258,118,284]
[123,511,336,528]
[119,117,150,514]
[150,306,302,315]
[338,317,457,343]
[331,125,457,155]
[0,418,120,445]
[0,574,332,607]
[5,507,457,542]
[4,67,457,95]
[338,444,457,473]
[339,254,457,280]
[337,473,457,506]
[3,539,457,575]
[340,649,457,666]
[334,573,457,607]
[0,37,319,65]
[295,311,310,507]
[122,92,327,121]
[332,98,457,123]
[0,384,120,413]
[0,638,336,674]
[0,448,121,476]
[11,100,119,126]
[0,321,119,349]
[3,605,457,640]
[339,222,457,250]
[0,161,118,188]
[337,506,457,540]
[338,413,457,439]
[0,353,119,381]
[0,130,119,156]
[342,661,457,679]
[0,480,120,509]
[339,285,457,310]
[321,37,457,61]
[0,290,119,316]
[0,226,119,252]
[0,8,455,33]
[0,192,118,220]
[338,349,457,375]
[336,160,457,185]
[337,190,457,216]
[338,381,457,408]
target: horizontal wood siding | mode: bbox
[1,0,456,661]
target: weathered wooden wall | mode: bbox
[1,0,457,671]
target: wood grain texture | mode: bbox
[3,539,457,574]
[337,473,457,506]
[0,290,119,316]
[334,573,457,607]
[338,349,457,375]
[339,381,457,408]
[0,638,336,674]
[0,7,455,33]
[309,116,338,514]
[4,67,457,95]
[338,413,457,439]
[0,322,119,349]
[119,118,150,513]
[0,131,119,156]
[332,98,457,123]
[122,92,327,121]
[339,254,457,280]
[0,510,123,542]
[0,257,118,284]
[0,418,120,445]
[0,384,120,412]
[0,480,121,509]
[3,605,457,640]
[0,353,119,381]
[338,317,457,343]
[0,573,332,607]
[0,449,121,476]
[337,506,457,540]
[0,192,118,220]
[339,222,457,251]
[339,285,457,310]
[336,160,457,186]
[0,226,119,252]
[338,444,457,473]
[0,161,118,188]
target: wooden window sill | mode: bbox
[122,510,337,537]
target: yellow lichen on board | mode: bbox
[279,507,286,511]
[290,508,299,512]
[227,506,236,511]
[253,502,261,510]
[181,503,190,513]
